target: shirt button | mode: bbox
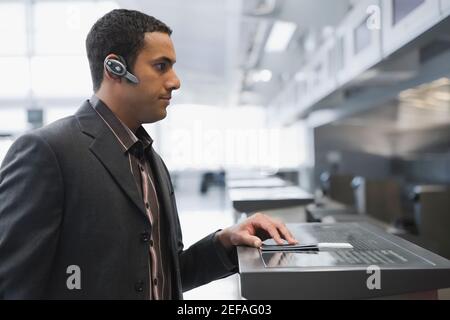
[139,165,144,172]
[153,278,158,286]
[145,202,150,209]
[149,239,154,247]
[135,281,144,292]
[141,232,150,243]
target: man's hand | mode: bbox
[216,213,298,250]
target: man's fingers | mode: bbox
[261,216,297,244]
[276,223,298,244]
[256,221,284,245]
[252,215,297,244]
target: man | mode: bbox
[0,9,297,299]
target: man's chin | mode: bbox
[159,109,168,120]
[144,111,167,124]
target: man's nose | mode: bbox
[167,70,181,91]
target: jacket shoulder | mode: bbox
[34,115,79,139]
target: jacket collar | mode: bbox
[75,100,146,216]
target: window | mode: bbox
[31,1,119,97]
[328,36,345,77]
[44,106,78,125]
[33,1,118,55]
[354,16,371,54]
[0,0,120,134]
[0,109,27,132]
[314,64,323,87]
[31,56,92,98]
[0,2,27,55]
[0,138,15,164]
[337,37,345,72]
[0,58,30,98]
[393,0,426,25]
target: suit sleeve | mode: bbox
[159,159,238,292]
[179,231,238,292]
[0,133,64,299]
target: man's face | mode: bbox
[124,32,180,124]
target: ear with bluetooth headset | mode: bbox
[104,55,140,84]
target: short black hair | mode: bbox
[86,9,172,92]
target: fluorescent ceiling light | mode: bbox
[248,69,272,84]
[254,69,272,82]
[265,21,297,53]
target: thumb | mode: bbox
[233,233,262,248]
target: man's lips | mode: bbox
[159,96,171,100]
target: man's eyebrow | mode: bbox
[151,56,176,65]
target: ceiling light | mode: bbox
[265,21,297,53]
[257,69,272,82]
[248,69,272,83]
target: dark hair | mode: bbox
[86,9,172,92]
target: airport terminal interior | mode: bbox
[0,0,450,300]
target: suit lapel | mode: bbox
[76,101,146,217]
[149,149,176,235]
[89,132,146,216]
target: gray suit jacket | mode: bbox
[0,100,236,299]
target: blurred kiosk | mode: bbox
[238,222,450,300]
[226,170,314,222]
[229,186,314,223]
[229,186,314,214]
[227,177,289,189]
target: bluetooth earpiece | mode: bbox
[104,55,139,84]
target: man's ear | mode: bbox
[103,69,122,82]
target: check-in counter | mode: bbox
[412,185,450,259]
[226,170,272,181]
[226,177,290,189]
[306,173,358,223]
[306,198,358,223]
[238,222,450,300]
[229,186,314,215]
[320,173,355,206]
[249,205,308,224]
[352,177,405,224]
[308,176,415,237]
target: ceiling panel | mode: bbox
[118,0,353,107]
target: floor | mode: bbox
[174,172,240,300]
